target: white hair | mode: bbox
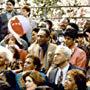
[56,45,72,58]
[0,46,13,62]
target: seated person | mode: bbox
[64,69,87,90]
[22,70,46,90]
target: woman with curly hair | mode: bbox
[64,69,87,90]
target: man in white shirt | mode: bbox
[47,45,78,87]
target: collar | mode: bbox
[58,63,70,73]
[62,63,70,72]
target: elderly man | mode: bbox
[28,28,57,73]
[47,45,80,90]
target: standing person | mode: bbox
[21,5,37,44]
[0,0,19,41]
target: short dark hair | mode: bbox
[33,28,39,33]
[44,20,53,27]
[77,31,84,38]
[63,28,78,40]
[69,23,79,31]
[7,0,15,6]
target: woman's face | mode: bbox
[64,75,77,90]
[24,58,34,71]
[25,76,37,90]
[21,9,29,17]
[8,37,16,45]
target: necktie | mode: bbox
[57,70,63,86]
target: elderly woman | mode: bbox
[64,69,87,90]
[22,70,45,90]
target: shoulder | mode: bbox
[12,10,20,15]
[76,47,86,53]
[69,63,85,72]
[69,63,78,69]
[74,47,86,56]
[28,42,39,50]
[48,43,57,49]
[49,68,58,76]
[0,13,7,19]
[49,43,57,47]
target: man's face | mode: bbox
[53,49,67,66]
[64,36,74,48]
[6,2,14,12]
[59,19,68,30]
[37,30,49,46]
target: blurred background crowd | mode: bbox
[0,0,90,90]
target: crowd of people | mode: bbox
[0,0,90,90]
